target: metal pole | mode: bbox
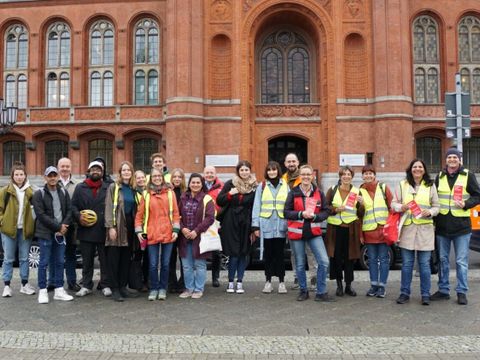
[455,73,463,153]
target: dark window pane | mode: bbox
[89,139,113,175]
[261,47,283,103]
[288,47,310,103]
[463,137,480,173]
[133,138,158,172]
[135,70,146,105]
[3,141,25,175]
[416,137,441,173]
[45,140,68,168]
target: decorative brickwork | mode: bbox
[344,33,367,98]
[210,35,232,99]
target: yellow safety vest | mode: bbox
[259,180,289,219]
[401,180,433,225]
[142,189,174,234]
[327,185,359,225]
[360,183,388,231]
[437,170,470,217]
[112,183,120,227]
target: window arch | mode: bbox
[89,20,114,106]
[133,18,160,105]
[45,140,68,168]
[416,136,442,173]
[4,24,28,108]
[258,29,313,104]
[459,16,480,104]
[133,138,159,172]
[3,141,25,175]
[412,16,440,103]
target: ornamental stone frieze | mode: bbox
[344,0,363,19]
[243,0,332,16]
[211,0,232,23]
[256,104,320,118]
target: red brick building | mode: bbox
[0,0,479,180]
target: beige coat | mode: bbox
[391,182,440,251]
[104,183,132,247]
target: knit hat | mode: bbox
[445,147,462,159]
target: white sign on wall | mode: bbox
[205,155,239,167]
[339,154,365,167]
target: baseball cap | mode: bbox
[44,166,58,176]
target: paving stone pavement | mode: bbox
[0,268,479,359]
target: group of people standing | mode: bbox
[0,148,478,306]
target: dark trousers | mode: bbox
[168,241,184,290]
[106,246,130,290]
[48,228,77,287]
[211,250,221,280]
[331,226,354,284]
[80,241,109,290]
[264,237,286,282]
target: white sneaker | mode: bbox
[75,287,92,297]
[236,282,245,294]
[262,281,273,293]
[278,282,288,294]
[226,282,235,293]
[38,289,49,304]
[2,285,12,297]
[20,283,36,295]
[54,287,74,301]
[102,287,112,297]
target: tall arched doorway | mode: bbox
[268,136,307,172]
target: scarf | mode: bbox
[85,178,102,197]
[232,174,257,194]
[286,169,300,187]
[13,180,30,228]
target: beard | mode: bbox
[90,173,102,181]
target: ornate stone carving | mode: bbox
[243,0,259,13]
[211,0,232,22]
[344,0,363,18]
[256,105,320,118]
[317,0,332,16]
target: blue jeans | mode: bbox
[38,237,66,289]
[228,256,248,282]
[148,242,173,291]
[400,248,431,297]
[181,242,207,292]
[1,229,31,283]
[290,236,329,294]
[48,241,77,287]
[366,243,390,287]
[436,233,471,294]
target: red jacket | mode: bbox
[207,177,224,212]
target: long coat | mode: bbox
[216,179,255,257]
[178,191,215,260]
[0,183,35,240]
[104,183,136,248]
[324,186,363,261]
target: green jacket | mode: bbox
[0,183,35,239]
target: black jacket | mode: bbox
[434,167,480,237]
[71,180,109,243]
[32,184,72,240]
[284,184,329,240]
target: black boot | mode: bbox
[336,279,344,296]
[345,283,357,297]
[112,289,124,302]
[212,269,220,288]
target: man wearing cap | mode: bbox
[32,166,73,304]
[71,161,111,297]
[432,147,480,305]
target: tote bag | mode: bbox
[200,195,223,254]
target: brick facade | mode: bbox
[0,0,478,179]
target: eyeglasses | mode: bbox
[300,173,313,177]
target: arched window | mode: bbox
[416,136,442,173]
[133,18,160,105]
[3,141,25,175]
[133,138,159,172]
[459,16,480,104]
[259,30,312,104]
[45,22,71,108]
[463,137,480,173]
[45,140,68,168]
[89,20,115,106]
[89,139,113,174]
[268,136,308,173]
[413,16,440,103]
[4,24,28,108]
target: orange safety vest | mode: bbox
[287,189,322,240]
